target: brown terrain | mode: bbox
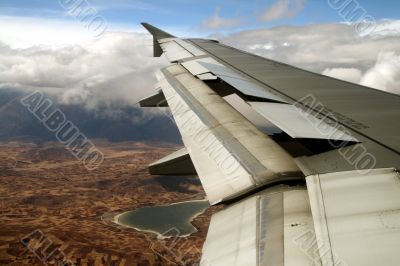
[0,140,216,266]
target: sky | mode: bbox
[1,0,400,32]
[1,0,400,45]
[0,0,399,110]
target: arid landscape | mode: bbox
[0,139,215,265]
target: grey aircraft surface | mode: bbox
[140,23,400,266]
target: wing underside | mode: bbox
[140,23,400,266]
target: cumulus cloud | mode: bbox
[201,7,243,30]
[322,68,362,83]
[322,53,400,95]
[1,17,400,118]
[366,19,400,38]
[259,0,307,22]
[360,51,400,94]
[218,20,400,94]
[0,32,168,109]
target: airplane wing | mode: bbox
[140,23,400,266]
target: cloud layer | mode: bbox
[0,19,399,115]
[360,51,400,93]
[0,32,168,109]
[218,20,400,94]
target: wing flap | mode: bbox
[306,168,400,266]
[175,39,206,56]
[160,41,193,62]
[249,102,358,141]
[139,90,167,107]
[182,57,288,102]
[149,147,196,175]
[201,187,316,266]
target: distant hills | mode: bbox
[0,89,181,143]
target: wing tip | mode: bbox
[141,22,175,40]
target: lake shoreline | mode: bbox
[113,199,209,239]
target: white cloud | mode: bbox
[0,15,144,49]
[219,20,400,94]
[322,68,362,83]
[0,31,168,109]
[248,42,276,50]
[201,8,243,30]
[259,0,306,22]
[367,19,400,38]
[0,16,94,48]
[1,16,400,116]
[360,51,400,94]
[322,53,400,95]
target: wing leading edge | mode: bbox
[140,23,400,266]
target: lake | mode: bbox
[115,200,209,238]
